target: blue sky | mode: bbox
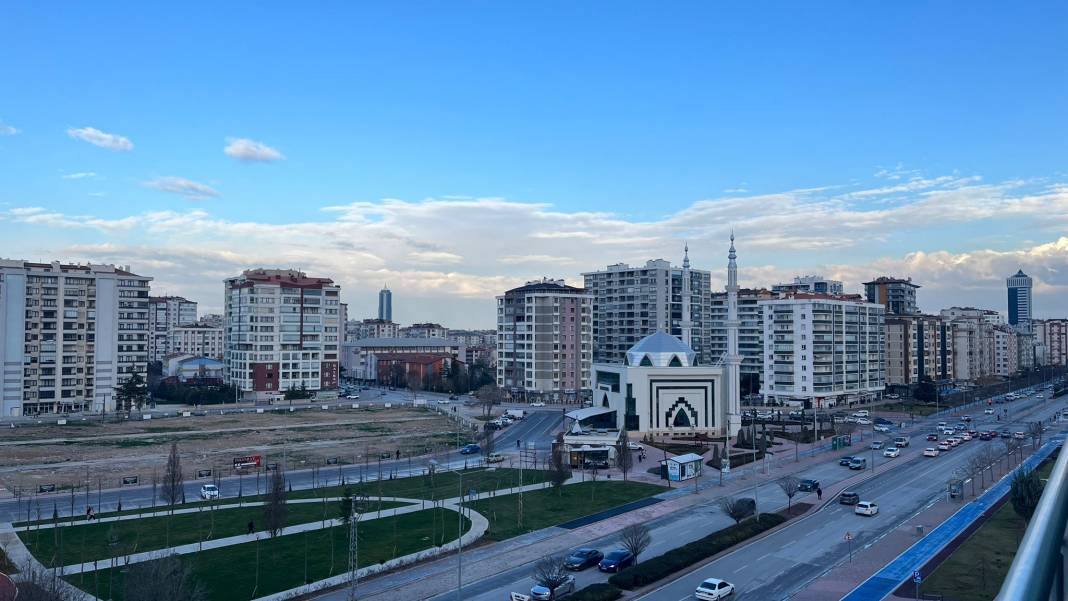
[1,2,1067,326]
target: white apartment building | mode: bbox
[346,318,399,342]
[940,307,1005,381]
[401,323,449,339]
[149,296,198,362]
[885,314,955,386]
[992,326,1019,377]
[582,252,712,365]
[759,294,886,408]
[1043,319,1068,366]
[771,275,844,296]
[169,324,225,359]
[0,260,151,416]
[710,288,775,396]
[497,278,593,402]
[224,269,341,402]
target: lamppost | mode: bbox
[429,459,465,601]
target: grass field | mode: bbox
[881,401,940,416]
[920,459,1055,600]
[468,480,666,541]
[21,499,408,567]
[67,507,469,601]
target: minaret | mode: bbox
[681,243,693,350]
[726,232,742,436]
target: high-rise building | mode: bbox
[1007,269,1033,329]
[224,269,341,402]
[582,249,712,365]
[992,325,1019,377]
[760,293,886,408]
[940,307,1005,380]
[378,286,392,322]
[496,278,592,402]
[169,323,225,359]
[885,315,954,386]
[772,275,844,296]
[149,296,198,362]
[0,260,151,416]
[864,276,920,315]
[1043,319,1068,366]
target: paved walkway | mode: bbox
[0,522,103,601]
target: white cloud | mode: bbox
[408,251,464,264]
[144,177,219,200]
[66,127,133,151]
[0,121,18,135]
[224,138,284,162]
[499,254,576,265]
[61,172,97,180]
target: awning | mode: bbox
[565,406,616,421]
[669,453,705,463]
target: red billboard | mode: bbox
[233,455,262,469]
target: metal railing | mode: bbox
[996,443,1068,601]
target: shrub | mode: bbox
[608,514,786,590]
[568,582,623,601]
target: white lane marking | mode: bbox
[756,551,772,562]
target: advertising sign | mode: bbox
[196,469,213,479]
[233,455,262,469]
[37,483,56,493]
[121,476,139,486]
[666,460,681,481]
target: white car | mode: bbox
[437,399,451,404]
[852,410,870,418]
[984,408,995,414]
[874,424,891,433]
[883,447,900,458]
[530,401,546,407]
[857,418,873,425]
[937,442,951,451]
[855,501,879,516]
[200,484,220,500]
[923,447,940,457]
[345,394,359,399]
[695,577,735,600]
[627,441,642,450]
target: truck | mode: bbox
[506,409,527,420]
[893,436,910,448]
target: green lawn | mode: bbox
[468,480,666,541]
[881,401,940,416]
[21,499,408,567]
[920,460,1056,600]
[67,508,469,601]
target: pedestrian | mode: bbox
[85,506,92,520]
[516,439,520,448]
[247,520,255,535]
[816,487,823,501]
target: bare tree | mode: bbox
[161,442,184,507]
[968,454,987,491]
[777,476,801,514]
[263,467,288,538]
[719,496,755,524]
[616,435,633,481]
[124,554,207,601]
[549,432,571,496]
[481,428,496,462]
[476,384,500,418]
[1028,421,1044,449]
[533,555,571,592]
[15,560,87,601]
[620,523,651,564]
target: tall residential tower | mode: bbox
[378,286,393,322]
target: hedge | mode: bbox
[567,582,623,601]
[608,513,786,590]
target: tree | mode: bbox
[339,487,353,525]
[124,555,207,601]
[549,432,571,496]
[619,523,651,564]
[719,496,755,524]
[1027,421,1044,448]
[1010,468,1043,522]
[476,384,501,417]
[481,428,496,461]
[114,372,149,412]
[777,476,801,514]
[15,560,87,600]
[263,467,288,538]
[161,442,184,506]
[616,435,633,481]
[407,372,424,398]
[389,362,406,389]
[533,555,571,593]
[914,376,937,403]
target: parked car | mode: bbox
[886,393,900,400]
[530,401,546,407]
[848,457,867,470]
[799,479,820,492]
[961,433,972,442]
[626,441,642,451]
[893,436,910,448]
[883,447,900,458]
[531,574,576,600]
[485,452,504,464]
[598,549,635,572]
[695,577,736,600]
[857,418,873,425]
[584,458,610,470]
[870,441,884,450]
[199,484,220,500]
[839,491,860,505]
[460,444,481,455]
[855,501,879,516]
[563,548,603,570]
[984,408,995,414]
[345,394,360,400]
[923,447,940,457]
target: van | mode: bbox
[893,436,910,448]
[486,452,504,463]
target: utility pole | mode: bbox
[347,497,359,601]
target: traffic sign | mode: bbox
[913,570,922,583]
[844,532,853,541]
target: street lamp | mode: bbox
[429,459,465,601]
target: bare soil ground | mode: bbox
[0,407,463,493]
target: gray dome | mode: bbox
[625,331,696,367]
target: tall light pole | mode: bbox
[430,460,465,601]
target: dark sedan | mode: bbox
[799,479,820,492]
[598,549,635,572]
[839,455,857,466]
[564,548,603,570]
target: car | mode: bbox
[985,408,995,414]
[460,444,481,455]
[839,491,860,505]
[345,394,360,399]
[695,577,736,600]
[530,401,546,407]
[844,416,859,423]
[923,447,940,457]
[485,452,504,463]
[893,436,910,448]
[937,442,951,451]
[978,432,992,441]
[937,421,948,428]
[948,438,961,447]
[1014,432,1026,440]
[598,549,635,572]
[886,393,900,400]
[883,447,900,458]
[531,574,576,600]
[874,424,891,433]
[852,410,870,418]
[962,415,972,422]
[855,501,879,516]
[848,457,867,470]
[870,441,884,450]
[483,421,501,431]
[1000,430,1012,438]
[926,433,939,441]
[199,484,220,500]
[857,418,873,425]
[563,548,603,571]
[799,479,820,492]
[961,433,972,441]
[448,395,458,400]
[437,399,451,405]
[839,455,858,466]
[968,430,979,437]
[626,441,642,451]
[584,458,610,470]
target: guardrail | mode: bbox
[995,442,1068,601]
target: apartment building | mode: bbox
[1041,319,1068,366]
[771,275,843,296]
[864,276,920,315]
[582,252,712,365]
[401,322,448,339]
[496,278,592,402]
[760,294,886,408]
[224,269,341,402]
[710,288,775,395]
[0,260,151,416]
[169,323,225,359]
[885,314,954,386]
[149,296,197,362]
[341,337,466,381]
[346,318,399,342]
[992,326,1019,377]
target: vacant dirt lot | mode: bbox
[0,406,466,493]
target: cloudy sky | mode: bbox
[2,3,1066,328]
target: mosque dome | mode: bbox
[625,331,696,367]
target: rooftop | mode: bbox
[346,337,462,348]
[863,276,920,288]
